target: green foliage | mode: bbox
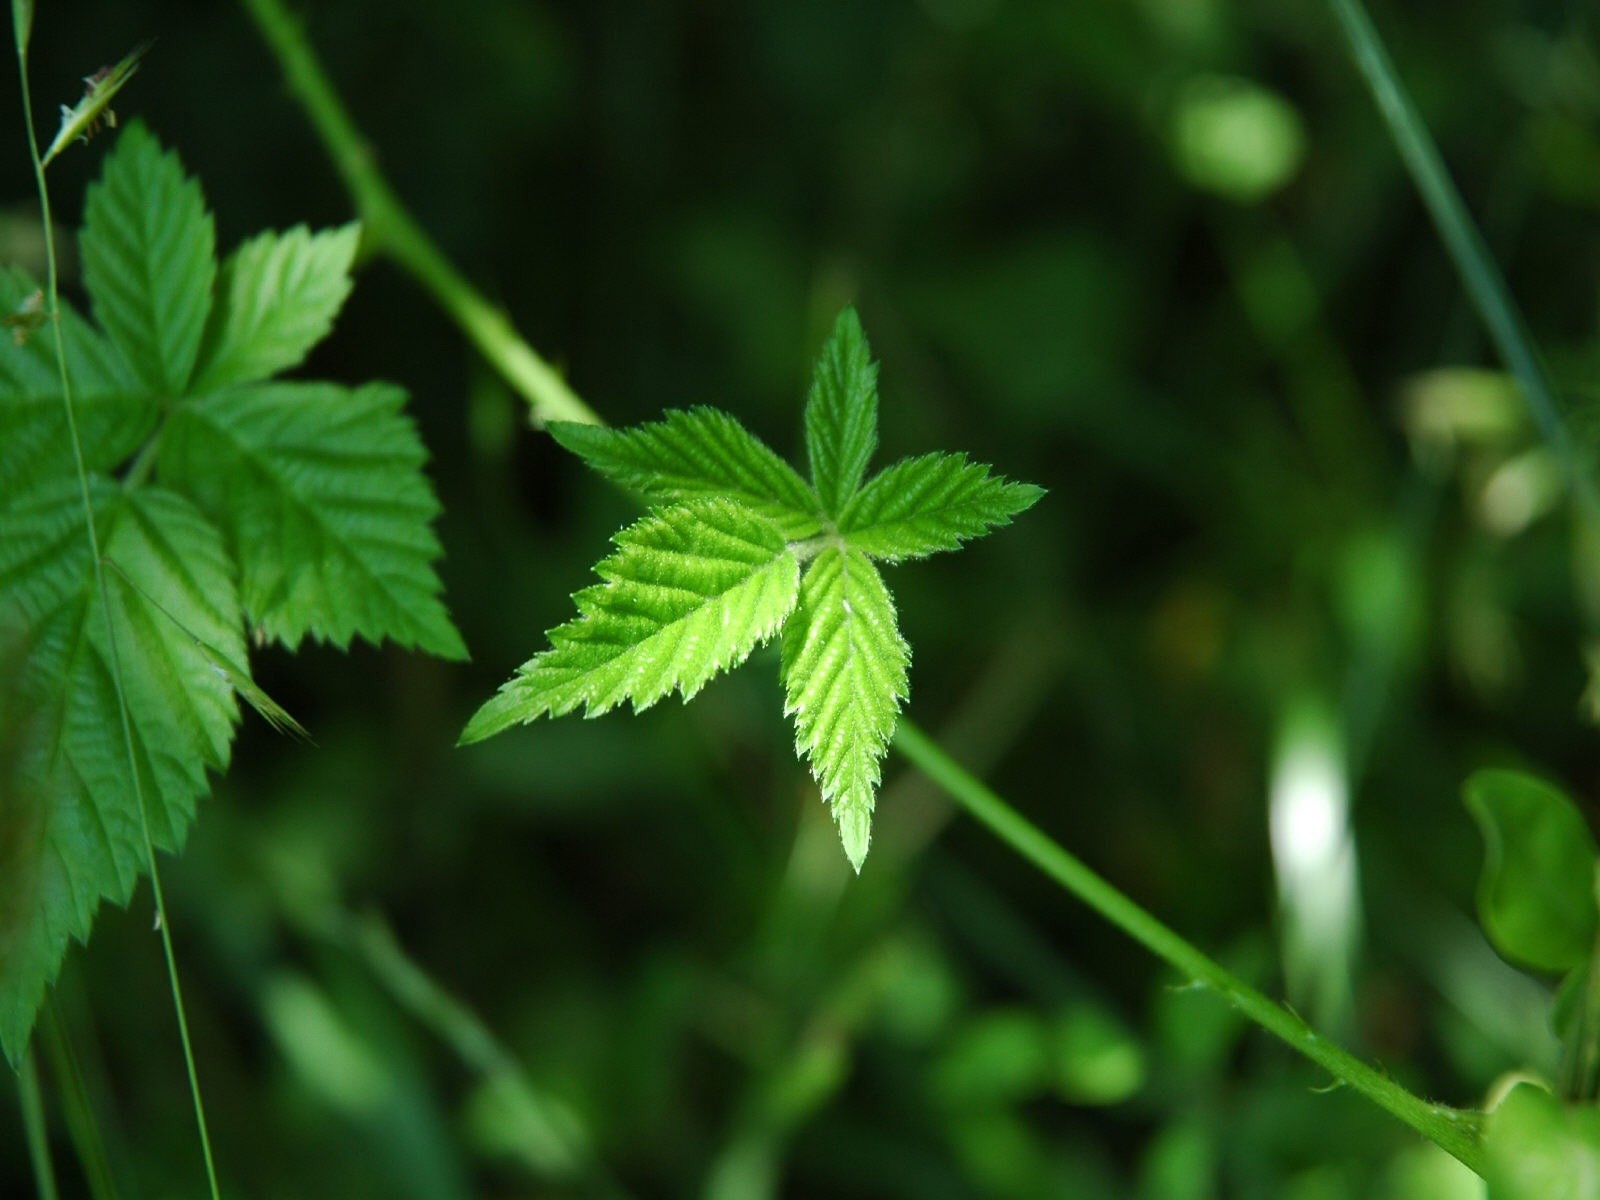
[805,308,878,516]
[466,307,1041,868]
[160,381,463,655]
[548,406,820,539]
[0,124,460,1061]
[781,546,907,869]
[1485,1083,1600,1199]
[192,224,360,391]
[80,122,215,395]
[461,498,801,741]
[840,452,1046,562]
[1465,770,1600,974]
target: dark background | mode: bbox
[4,0,1600,1195]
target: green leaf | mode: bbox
[780,546,909,870]
[550,406,822,539]
[1485,1083,1600,1199]
[159,381,464,658]
[840,451,1044,562]
[804,307,878,517]
[192,223,361,391]
[0,479,243,1062]
[0,267,156,508]
[463,499,799,743]
[1465,769,1600,973]
[79,122,215,394]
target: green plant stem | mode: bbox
[14,36,223,1200]
[19,1046,59,1200]
[327,910,631,1200]
[39,1004,122,1200]
[1326,0,1600,527]
[239,5,1492,1176]
[237,0,598,428]
[891,718,1488,1174]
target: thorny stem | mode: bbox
[14,29,223,1200]
[238,0,599,429]
[240,0,1491,1176]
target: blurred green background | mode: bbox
[5,0,1600,1195]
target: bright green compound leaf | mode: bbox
[550,407,822,539]
[840,451,1044,562]
[1052,1001,1146,1105]
[472,306,1039,868]
[805,307,878,517]
[79,121,215,395]
[781,547,909,871]
[1465,769,1600,974]
[1485,1082,1600,1199]
[161,381,465,658]
[0,479,243,1062]
[463,498,801,743]
[191,223,361,391]
[0,123,460,1059]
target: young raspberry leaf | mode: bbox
[79,121,214,395]
[159,381,465,658]
[462,498,800,743]
[840,451,1045,562]
[805,307,878,517]
[550,406,822,539]
[191,223,361,392]
[0,480,243,1063]
[781,546,910,871]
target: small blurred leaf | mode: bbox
[1052,1001,1145,1105]
[1465,770,1599,973]
[1382,1143,1483,1199]
[934,1009,1049,1106]
[1485,1082,1600,1199]
[1170,75,1305,203]
[1137,1118,1216,1200]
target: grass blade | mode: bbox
[1326,0,1600,524]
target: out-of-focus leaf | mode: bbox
[1465,770,1599,973]
[1485,1082,1600,1199]
[1138,1118,1217,1200]
[1170,75,1305,203]
[933,1009,1049,1106]
[1052,1001,1145,1105]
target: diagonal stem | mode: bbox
[1326,0,1600,527]
[238,0,599,429]
[890,718,1487,1174]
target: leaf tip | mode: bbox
[839,803,872,873]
